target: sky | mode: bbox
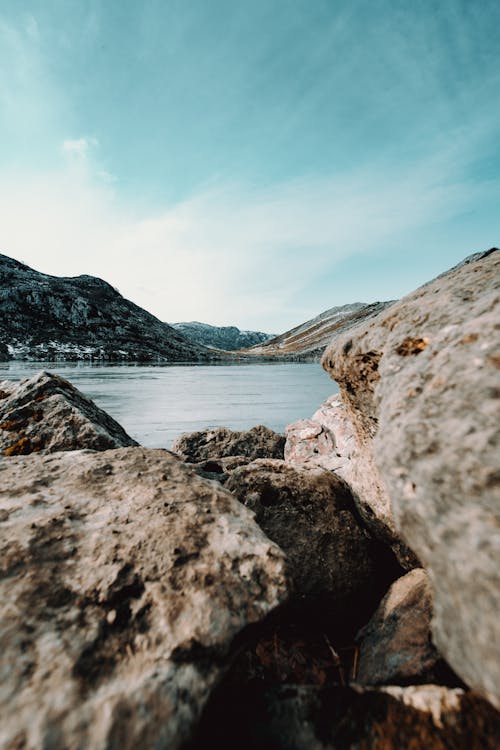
[1,0,499,333]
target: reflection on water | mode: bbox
[0,361,338,448]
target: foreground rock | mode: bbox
[225,459,401,633]
[0,448,288,749]
[172,425,285,463]
[285,396,419,570]
[192,455,255,484]
[356,568,440,686]
[322,248,500,706]
[0,370,137,456]
[285,394,351,474]
[195,681,499,749]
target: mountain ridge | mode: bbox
[0,253,221,362]
[245,301,395,361]
[171,321,274,351]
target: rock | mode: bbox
[0,447,288,749]
[194,681,500,750]
[225,459,401,633]
[192,455,255,484]
[285,396,419,569]
[356,568,441,686]
[285,417,337,469]
[172,425,285,463]
[0,370,137,455]
[322,248,500,706]
[0,380,16,399]
[285,395,356,476]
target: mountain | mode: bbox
[0,254,221,362]
[246,301,395,361]
[171,321,274,351]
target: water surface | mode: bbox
[0,362,337,448]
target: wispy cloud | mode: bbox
[1,138,494,330]
[0,3,498,331]
[61,137,98,161]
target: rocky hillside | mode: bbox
[171,321,273,351]
[247,301,394,361]
[0,254,221,362]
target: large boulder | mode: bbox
[356,568,440,686]
[322,248,500,706]
[172,424,285,462]
[194,682,499,750]
[285,394,353,476]
[0,370,137,455]
[285,396,419,570]
[0,447,288,749]
[225,459,401,633]
[192,455,255,484]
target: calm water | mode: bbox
[0,362,338,448]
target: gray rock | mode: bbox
[285,396,418,569]
[195,682,499,750]
[0,447,288,749]
[0,370,137,455]
[224,459,400,631]
[356,568,440,686]
[322,248,500,707]
[192,455,255,484]
[172,425,285,463]
[285,417,338,469]
[285,395,357,477]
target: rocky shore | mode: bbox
[0,249,498,748]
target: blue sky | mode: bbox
[1,0,499,331]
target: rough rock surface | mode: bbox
[322,248,500,706]
[356,568,440,686]
[195,682,500,750]
[0,370,137,456]
[0,447,288,750]
[286,396,397,546]
[285,394,355,476]
[172,425,285,463]
[192,455,254,484]
[225,459,400,631]
[285,395,418,569]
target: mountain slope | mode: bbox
[0,254,220,362]
[171,321,273,351]
[246,301,395,361]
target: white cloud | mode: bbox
[0,140,492,331]
[61,137,98,161]
[1,7,498,332]
[60,137,117,184]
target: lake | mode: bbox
[0,362,338,448]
